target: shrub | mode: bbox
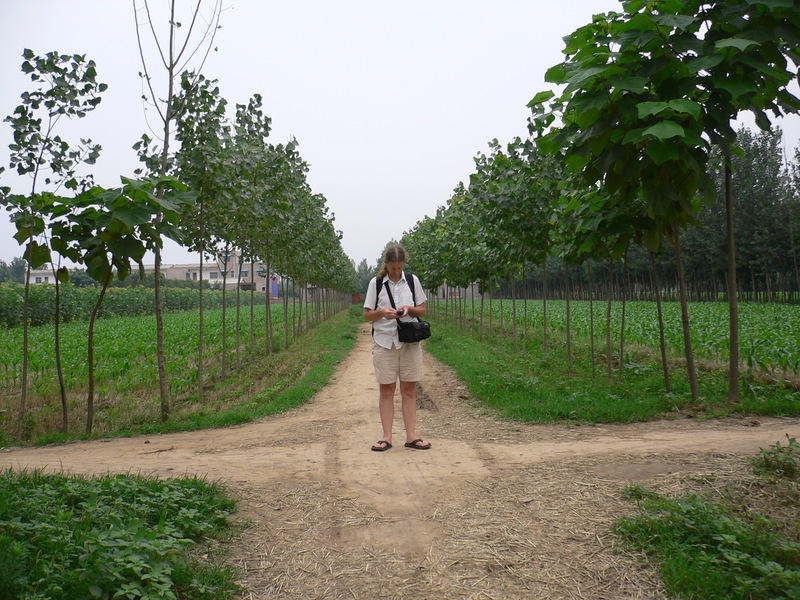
[751,435,800,480]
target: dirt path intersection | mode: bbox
[3,324,799,599]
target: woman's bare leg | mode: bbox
[378,382,396,442]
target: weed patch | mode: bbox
[0,470,239,599]
[615,442,800,600]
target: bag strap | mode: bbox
[384,279,422,324]
[383,280,396,309]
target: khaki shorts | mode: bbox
[372,341,424,384]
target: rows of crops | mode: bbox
[436,298,800,376]
[0,303,298,436]
[0,284,243,328]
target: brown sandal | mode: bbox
[404,439,431,450]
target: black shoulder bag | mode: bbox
[381,274,431,343]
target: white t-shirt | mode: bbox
[364,272,428,349]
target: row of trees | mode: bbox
[0,1,357,440]
[403,0,800,405]
[419,126,799,304]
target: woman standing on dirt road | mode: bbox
[363,244,432,452]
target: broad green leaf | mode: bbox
[528,90,555,107]
[642,120,685,141]
[667,99,702,119]
[715,38,760,52]
[56,266,70,284]
[545,63,567,84]
[565,65,608,89]
[607,75,648,93]
[651,14,697,29]
[711,74,758,98]
[753,109,772,130]
[570,90,611,114]
[613,29,656,48]
[643,140,680,164]
[110,236,146,261]
[637,101,669,118]
[111,204,154,229]
[622,127,648,145]
[26,241,51,268]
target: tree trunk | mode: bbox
[87,272,113,435]
[542,262,548,360]
[283,271,290,350]
[265,258,273,352]
[17,258,32,440]
[650,252,671,394]
[154,243,170,422]
[479,289,485,342]
[725,162,740,403]
[249,259,256,352]
[198,245,205,396]
[565,264,572,371]
[606,259,614,383]
[235,253,243,370]
[488,286,493,343]
[52,264,68,431]
[617,253,629,385]
[511,276,518,353]
[153,0,178,423]
[674,226,700,401]
[221,251,229,379]
[589,274,596,380]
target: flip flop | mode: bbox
[371,440,392,452]
[404,439,432,450]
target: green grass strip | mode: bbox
[424,320,800,424]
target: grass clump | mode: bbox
[751,435,800,480]
[0,469,239,600]
[615,441,800,600]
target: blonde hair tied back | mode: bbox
[377,244,407,280]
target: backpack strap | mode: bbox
[375,272,416,308]
[406,272,417,306]
[374,276,382,310]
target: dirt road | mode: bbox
[3,324,798,599]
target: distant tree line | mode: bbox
[0,257,26,284]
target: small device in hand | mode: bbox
[396,308,405,317]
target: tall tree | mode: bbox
[133,0,222,420]
[529,0,800,402]
[2,49,105,438]
[62,177,194,434]
[172,72,229,395]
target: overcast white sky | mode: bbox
[1,1,799,268]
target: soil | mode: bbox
[3,323,799,599]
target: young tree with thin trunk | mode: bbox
[2,49,105,439]
[132,0,222,421]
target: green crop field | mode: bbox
[0,302,316,440]
[437,299,800,376]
